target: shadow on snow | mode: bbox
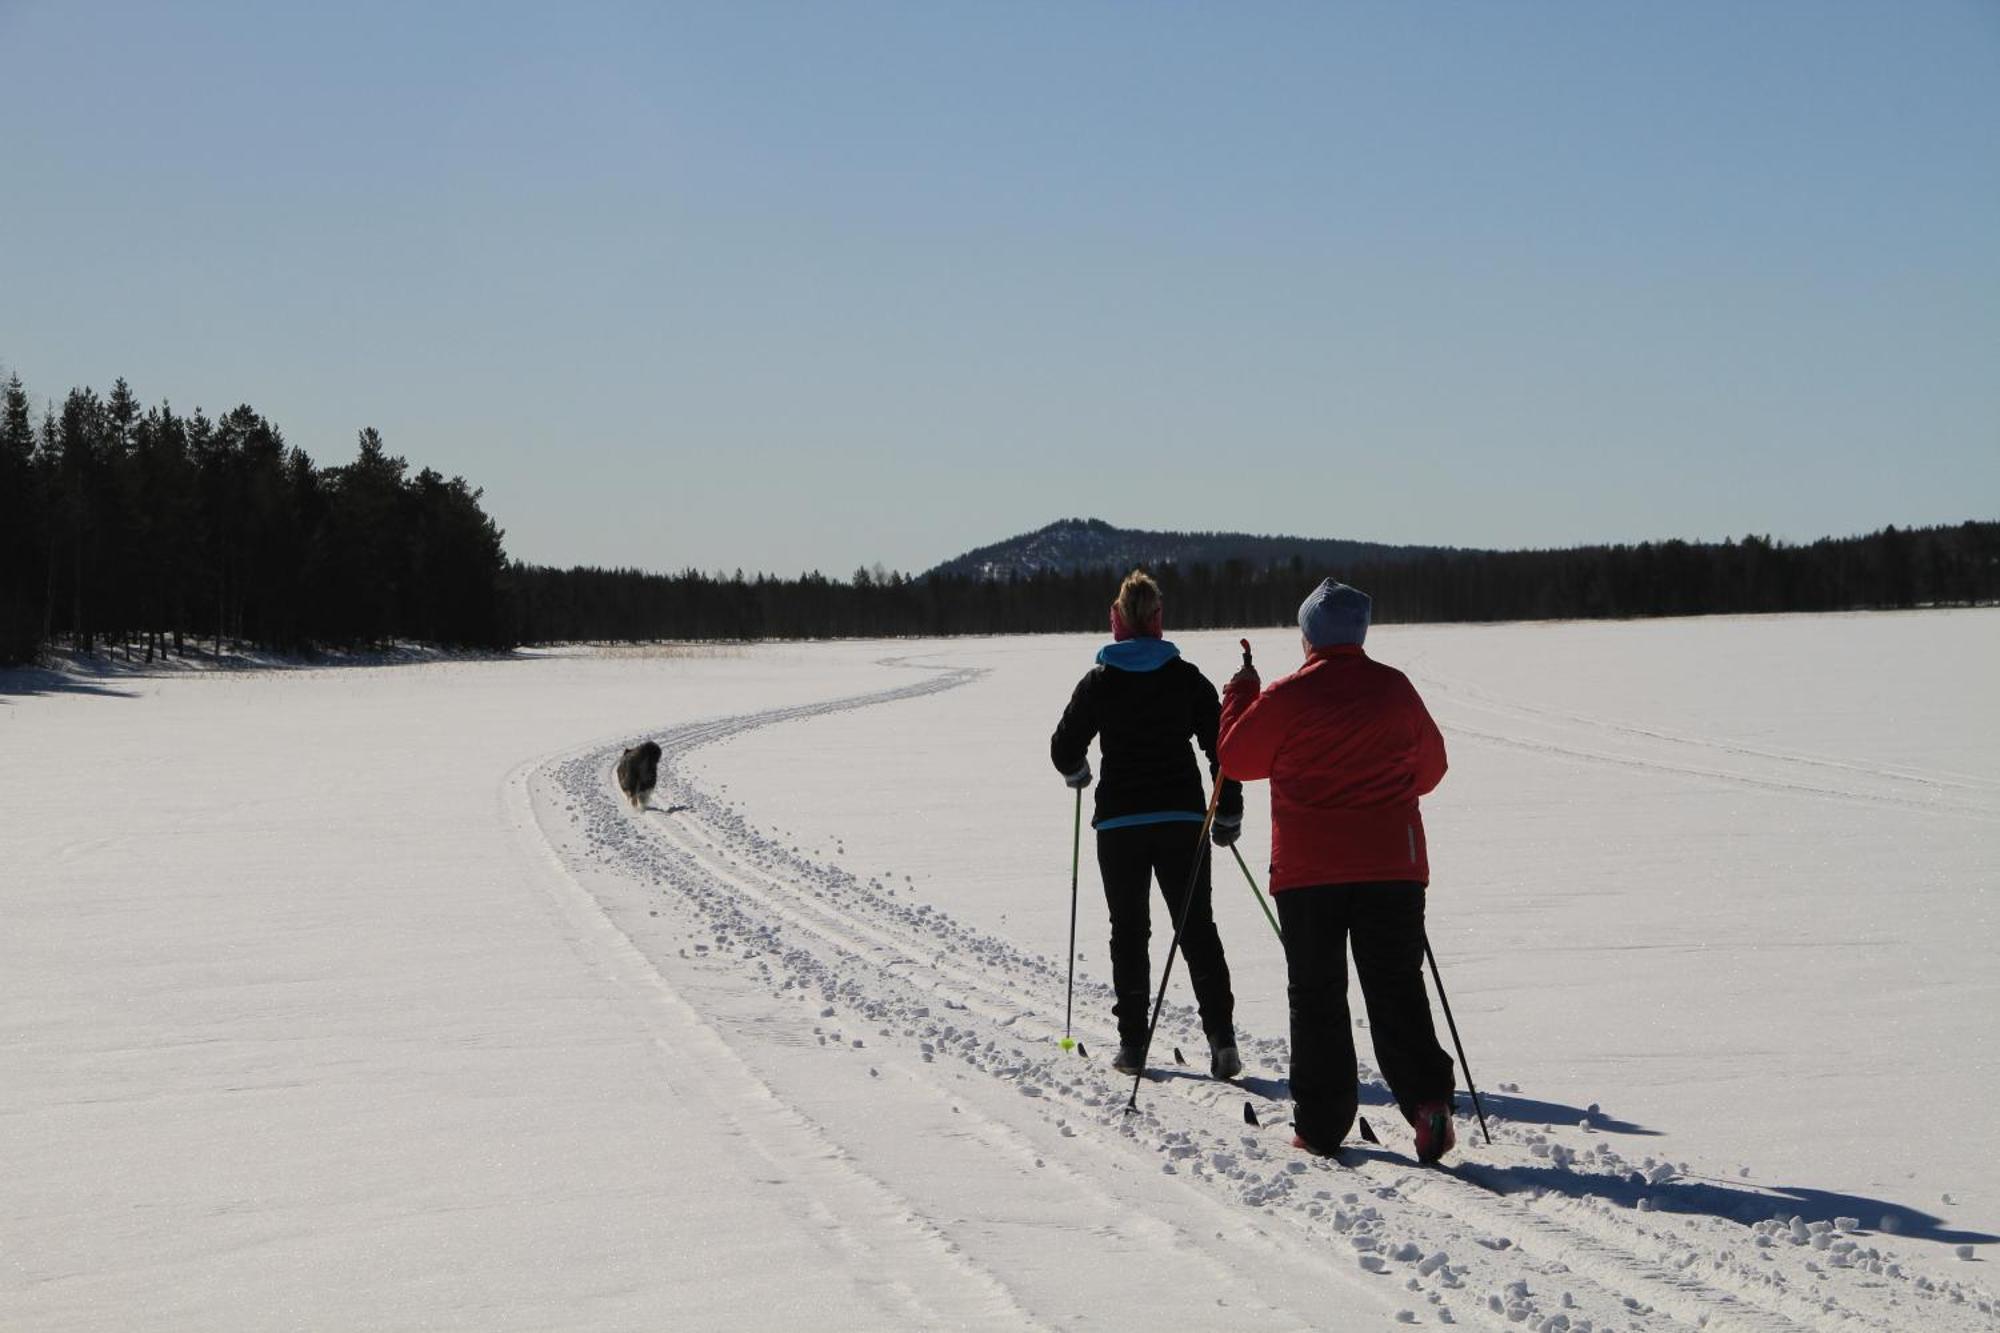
[1,645,526,701]
[1353,1078,1661,1138]
[0,667,140,700]
[1253,1073,1989,1246]
[1450,1156,1999,1249]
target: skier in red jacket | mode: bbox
[1218,579,1458,1161]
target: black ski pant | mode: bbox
[1096,821,1235,1047]
[1275,881,1455,1151]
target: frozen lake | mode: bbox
[4,610,1996,1330]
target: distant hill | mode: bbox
[925,517,1455,581]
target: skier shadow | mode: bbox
[644,804,694,816]
[1237,1074,1290,1101]
[1143,1069,1289,1102]
[1452,1158,1999,1248]
[1351,1080,1660,1136]
[0,668,140,701]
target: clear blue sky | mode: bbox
[4,1,1995,575]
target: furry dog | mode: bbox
[615,740,662,809]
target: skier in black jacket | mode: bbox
[1050,570,1244,1079]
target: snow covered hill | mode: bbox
[4,614,1996,1330]
[926,516,1442,581]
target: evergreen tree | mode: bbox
[53,387,107,653]
[326,427,411,647]
[0,375,42,663]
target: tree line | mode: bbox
[0,374,509,665]
[510,520,1997,644]
[3,372,1993,667]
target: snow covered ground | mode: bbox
[4,612,1996,1330]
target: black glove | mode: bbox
[1063,761,1092,790]
[1211,814,1242,848]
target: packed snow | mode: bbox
[3,611,1996,1330]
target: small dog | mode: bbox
[615,740,661,810]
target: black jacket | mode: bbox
[1050,639,1244,829]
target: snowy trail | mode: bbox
[1397,647,1999,826]
[530,653,2000,1332]
[5,645,1029,1331]
[531,663,1412,1327]
[507,750,1043,1330]
[1394,618,2000,826]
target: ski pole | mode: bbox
[1423,935,1492,1145]
[1228,844,1283,941]
[1060,786,1082,1053]
[1125,774,1225,1113]
[1220,637,1284,943]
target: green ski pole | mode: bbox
[1229,844,1283,941]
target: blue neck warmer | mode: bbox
[1096,638,1181,672]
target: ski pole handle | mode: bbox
[1240,637,1252,668]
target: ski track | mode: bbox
[1439,722,2000,824]
[529,656,1999,1332]
[1404,663,2000,824]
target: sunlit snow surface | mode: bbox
[4,612,1996,1330]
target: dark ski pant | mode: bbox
[1275,881,1455,1150]
[1096,821,1235,1046]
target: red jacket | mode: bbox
[1218,645,1447,891]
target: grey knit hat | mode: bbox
[1298,579,1371,647]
